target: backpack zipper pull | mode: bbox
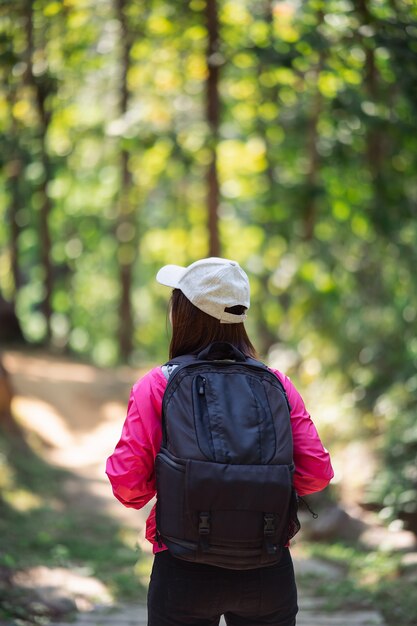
[198,376,206,395]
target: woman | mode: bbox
[106,257,334,626]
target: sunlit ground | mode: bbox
[5,351,133,467]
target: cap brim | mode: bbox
[156,264,187,288]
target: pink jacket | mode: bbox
[106,366,334,553]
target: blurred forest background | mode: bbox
[1,0,417,622]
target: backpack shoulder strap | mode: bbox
[161,354,197,381]
[161,364,178,381]
[238,356,291,412]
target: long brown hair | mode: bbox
[169,289,257,359]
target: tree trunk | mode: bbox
[9,164,22,298]
[115,0,136,362]
[0,293,24,344]
[356,0,382,179]
[355,0,389,234]
[0,357,13,418]
[0,354,23,438]
[6,90,23,298]
[252,2,286,352]
[0,354,28,444]
[24,1,54,340]
[205,0,221,257]
[39,130,54,336]
[302,10,325,241]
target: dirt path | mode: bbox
[3,350,387,625]
[46,598,385,626]
[4,349,154,540]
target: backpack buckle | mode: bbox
[199,512,210,535]
[264,513,276,537]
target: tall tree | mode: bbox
[0,354,14,435]
[0,353,22,437]
[205,0,221,257]
[6,99,23,299]
[115,0,137,361]
[302,8,325,241]
[23,0,55,340]
[0,291,24,344]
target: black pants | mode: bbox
[147,549,298,626]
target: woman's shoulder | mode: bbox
[131,366,168,397]
[267,366,290,388]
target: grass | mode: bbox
[298,540,417,626]
[0,431,148,624]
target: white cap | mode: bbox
[156,257,250,324]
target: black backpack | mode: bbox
[155,341,300,570]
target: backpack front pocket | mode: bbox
[184,459,293,546]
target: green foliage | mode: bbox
[302,540,417,626]
[365,385,417,532]
[1,1,417,524]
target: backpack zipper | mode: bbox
[197,376,206,395]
